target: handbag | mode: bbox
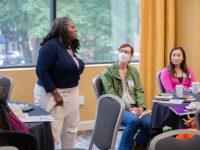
[8,113,29,133]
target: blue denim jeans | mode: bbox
[118,111,151,150]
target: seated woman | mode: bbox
[100,43,151,150]
[161,46,196,92]
[0,88,11,131]
[0,87,28,133]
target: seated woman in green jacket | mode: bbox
[101,43,151,150]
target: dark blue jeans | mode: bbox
[118,111,151,150]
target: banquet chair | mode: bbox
[63,94,125,150]
[93,75,104,100]
[156,70,166,93]
[0,146,19,150]
[0,74,13,100]
[150,129,200,150]
[88,94,125,150]
[92,75,125,131]
[195,109,200,130]
[0,131,38,150]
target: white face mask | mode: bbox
[118,52,129,64]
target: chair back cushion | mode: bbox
[93,75,104,99]
[0,75,13,100]
[156,70,166,93]
[195,109,200,130]
[0,131,38,150]
[91,94,125,150]
[150,129,200,150]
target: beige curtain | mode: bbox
[175,0,200,83]
[140,0,175,109]
[193,0,200,81]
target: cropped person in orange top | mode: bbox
[183,115,196,128]
[176,115,197,139]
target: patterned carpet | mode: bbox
[56,130,148,150]
[75,130,123,149]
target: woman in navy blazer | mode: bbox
[34,17,84,149]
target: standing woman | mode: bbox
[34,17,84,149]
[161,46,195,92]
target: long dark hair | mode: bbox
[41,17,80,50]
[0,87,12,131]
[169,46,190,78]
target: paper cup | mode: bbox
[192,82,200,93]
[176,85,183,97]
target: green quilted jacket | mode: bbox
[100,63,146,110]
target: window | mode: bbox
[57,0,140,63]
[0,0,50,67]
[0,0,140,67]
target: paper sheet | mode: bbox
[20,115,55,122]
[153,99,184,104]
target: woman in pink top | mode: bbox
[160,46,196,92]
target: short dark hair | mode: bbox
[41,17,80,50]
[118,43,134,55]
[169,46,189,78]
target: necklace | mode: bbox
[175,70,183,77]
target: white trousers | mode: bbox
[34,84,80,149]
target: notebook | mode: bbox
[169,104,197,116]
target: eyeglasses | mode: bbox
[119,49,130,54]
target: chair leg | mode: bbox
[134,145,148,150]
[88,141,93,150]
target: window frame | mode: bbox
[0,0,140,69]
